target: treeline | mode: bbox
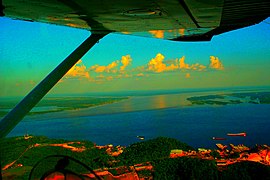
[0,136,112,179]
[0,96,128,117]
[117,137,194,165]
[153,157,218,179]
[152,158,270,180]
[220,161,270,180]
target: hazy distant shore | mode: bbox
[1,87,269,120]
[30,89,270,119]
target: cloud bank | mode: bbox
[62,54,224,83]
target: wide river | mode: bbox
[7,92,270,149]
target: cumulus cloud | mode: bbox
[137,73,144,77]
[90,61,119,73]
[165,64,178,71]
[148,53,167,73]
[120,55,132,72]
[147,53,208,73]
[190,63,206,71]
[149,30,164,39]
[106,76,113,81]
[179,56,206,71]
[149,29,185,39]
[65,59,90,79]
[185,73,191,78]
[179,56,189,69]
[179,29,185,36]
[209,56,224,70]
[62,54,224,84]
[148,53,165,72]
[147,53,179,73]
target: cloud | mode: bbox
[147,53,179,73]
[165,64,179,71]
[149,30,164,39]
[65,59,90,79]
[91,65,105,73]
[137,73,144,77]
[90,61,119,73]
[179,56,207,71]
[147,53,208,73]
[120,55,132,72]
[179,56,189,69]
[179,29,185,36]
[149,29,185,39]
[185,73,191,78]
[96,74,105,79]
[190,63,206,71]
[148,53,167,73]
[61,54,224,84]
[209,56,224,70]
[106,76,113,81]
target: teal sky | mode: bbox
[1,17,270,97]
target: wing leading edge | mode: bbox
[2,0,270,41]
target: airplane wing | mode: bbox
[0,0,270,138]
[2,0,270,41]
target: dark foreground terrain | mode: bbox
[1,136,270,179]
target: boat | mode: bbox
[212,137,226,140]
[136,136,145,140]
[227,132,246,137]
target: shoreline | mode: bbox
[24,89,270,120]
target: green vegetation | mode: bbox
[137,169,152,178]
[0,136,112,179]
[0,96,127,117]
[187,95,230,105]
[118,137,194,165]
[230,92,270,104]
[220,161,270,180]
[153,157,218,180]
[1,136,270,179]
[210,150,221,159]
[187,91,270,106]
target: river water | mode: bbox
[7,92,270,149]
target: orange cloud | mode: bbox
[190,63,207,71]
[65,59,90,79]
[149,30,164,39]
[63,54,222,83]
[149,29,185,39]
[121,31,130,34]
[148,53,166,73]
[96,74,105,79]
[166,64,178,71]
[94,66,106,73]
[179,56,190,69]
[147,53,208,73]
[209,56,224,70]
[185,73,191,78]
[107,61,118,70]
[120,55,132,72]
[106,76,113,81]
[179,29,185,36]
[148,53,181,73]
[91,61,119,73]
[179,56,207,71]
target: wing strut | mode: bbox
[0,33,108,138]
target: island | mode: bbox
[187,91,270,106]
[0,96,128,117]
